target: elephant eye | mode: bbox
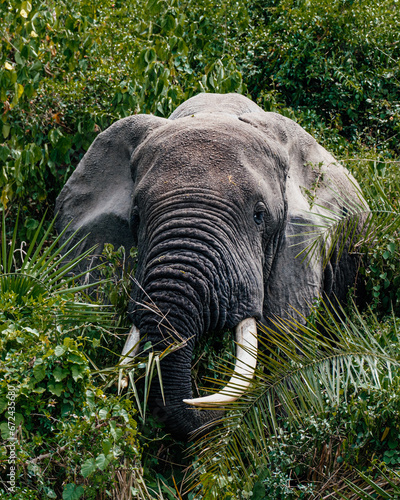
[253,202,266,225]
[254,211,265,225]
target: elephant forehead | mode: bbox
[132,116,288,202]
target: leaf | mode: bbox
[48,382,64,396]
[99,408,108,420]
[22,1,32,13]
[55,346,66,357]
[0,422,11,440]
[177,38,188,56]
[23,326,39,336]
[0,145,10,162]
[81,458,96,478]
[147,0,162,15]
[252,481,266,500]
[95,453,110,471]
[2,124,11,139]
[145,48,156,64]
[387,241,396,253]
[53,366,69,381]
[62,483,84,500]
[71,364,85,381]
[33,360,46,382]
[162,14,175,32]
[102,439,112,455]
[109,420,122,441]
[0,398,8,413]
[14,52,24,66]
[4,62,14,71]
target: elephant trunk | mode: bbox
[134,257,225,440]
[127,201,263,439]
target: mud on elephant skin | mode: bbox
[55,93,367,440]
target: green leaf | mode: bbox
[252,482,266,500]
[109,420,122,441]
[33,386,46,393]
[62,483,84,500]
[0,422,12,440]
[55,345,66,357]
[101,439,113,455]
[0,145,10,162]
[45,488,57,499]
[23,326,39,336]
[2,124,10,139]
[33,360,46,382]
[48,382,64,396]
[145,48,156,64]
[102,439,112,455]
[177,38,188,56]
[0,398,8,413]
[147,0,162,15]
[14,51,25,66]
[162,14,175,32]
[81,458,96,478]
[95,453,110,471]
[24,83,34,99]
[71,364,85,381]
[53,366,69,381]
[99,408,108,420]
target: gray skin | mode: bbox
[56,93,366,440]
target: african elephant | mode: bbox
[55,93,367,440]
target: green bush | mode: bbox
[243,0,400,156]
[0,216,142,499]
[0,0,246,229]
[192,308,400,499]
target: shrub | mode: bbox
[243,0,400,156]
[0,215,142,499]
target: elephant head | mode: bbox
[55,93,366,440]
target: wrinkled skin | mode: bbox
[56,93,367,440]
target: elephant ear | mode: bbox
[55,114,168,275]
[239,112,367,323]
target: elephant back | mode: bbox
[169,92,263,120]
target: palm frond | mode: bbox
[336,467,400,499]
[292,174,400,268]
[189,300,400,497]
[0,212,113,328]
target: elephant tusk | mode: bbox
[183,317,258,407]
[120,324,141,365]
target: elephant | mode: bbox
[55,93,367,440]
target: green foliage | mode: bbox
[295,158,400,316]
[96,243,137,328]
[0,0,246,224]
[244,0,400,156]
[191,307,400,499]
[0,215,143,499]
[349,157,400,314]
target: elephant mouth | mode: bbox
[120,318,258,406]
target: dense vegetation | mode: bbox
[0,0,399,498]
